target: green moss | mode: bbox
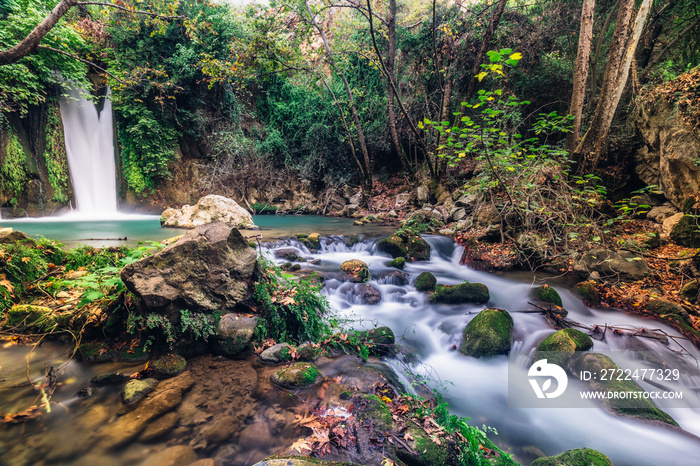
[387,256,405,270]
[358,394,394,430]
[6,304,57,331]
[535,328,593,365]
[121,378,159,406]
[344,235,361,247]
[378,230,430,262]
[575,280,600,306]
[430,282,490,304]
[357,326,395,355]
[414,272,437,292]
[44,104,71,203]
[532,285,562,307]
[340,259,370,282]
[571,353,678,426]
[378,234,408,258]
[670,215,700,247]
[531,447,613,466]
[459,308,513,358]
[151,353,186,379]
[307,233,321,249]
[0,127,29,197]
[270,362,321,389]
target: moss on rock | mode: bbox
[532,285,563,307]
[531,447,613,466]
[387,256,406,270]
[670,214,700,247]
[121,378,159,407]
[575,280,600,306]
[358,394,394,430]
[340,259,371,282]
[270,362,321,390]
[377,230,430,261]
[151,354,186,379]
[6,304,58,331]
[414,272,437,292]
[430,282,490,304]
[398,419,450,466]
[459,308,513,358]
[535,328,593,365]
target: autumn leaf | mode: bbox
[21,257,30,263]
[290,438,313,454]
[0,275,14,296]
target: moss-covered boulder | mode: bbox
[121,378,159,407]
[212,314,259,357]
[259,343,293,364]
[429,282,490,304]
[307,233,321,250]
[6,304,62,331]
[531,448,613,466]
[570,353,678,425]
[414,272,437,292]
[535,329,593,365]
[670,214,700,247]
[150,354,186,379]
[340,259,371,282]
[357,394,394,430]
[680,281,699,302]
[377,230,430,262]
[575,280,600,306]
[646,298,692,324]
[459,308,513,358]
[397,419,450,466]
[356,326,395,356]
[387,256,406,270]
[532,285,563,307]
[270,362,321,390]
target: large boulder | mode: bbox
[120,223,257,316]
[377,230,430,261]
[574,249,650,282]
[429,282,490,304]
[535,328,593,365]
[160,194,255,229]
[459,308,513,358]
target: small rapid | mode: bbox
[261,235,700,465]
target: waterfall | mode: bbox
[58,85,117,216]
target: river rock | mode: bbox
[253,458,362,466]
[531,284,563,307]
[142,445,198,466]
[356,326,395,355]
[569,353,677,425]
[376,269,409,285]
[139,411,180,442]
[429,282,490,304]
[460,308,513,358]
[386,256,406,270]
[121,378,159,407]
[531,447,613,466]
[0,228,33,244]
[91,371,129,386]
[413,271,437,292]
[573,249,650,282]
[670,214,700,247]
[575,280,600,306]
[340,259,371,282]
[645,299,693,325]
[274,248,303,261]
[212,313,259,357]
[259,343,292,364]
[647,204,677,223]
[120,222,256,316]
[270,362,321,389]
[356,283,382,304]
[377,230,430,261]
[535,328,593,365]
[160,194,255,229]
[151,354,187,379]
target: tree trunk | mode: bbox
[386,0,411,174]
[0,0,77,66]
[574,0,653,174]
[565,0,595,152]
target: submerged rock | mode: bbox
[356,283,382,304]
[413,271,437,292]
[429,282,490,304]
[121,378,159,407]
[535,328,593,365]
[254,457,362,466]
[151,354,187,379]
[213,313,259,357]
[120,222,257,316]
[270,362,321,389]
[160,194,255,229]
[531,447,613,466]
[91,372,129,386]
[259,343,293,364]
[141,445,198,466]
[459,308,513,358]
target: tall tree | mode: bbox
[565,0,595,152]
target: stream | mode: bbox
[1,225,700,465]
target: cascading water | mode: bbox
[58,85,117,216]
[261,235,700,465]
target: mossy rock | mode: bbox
[253,456,362,466]
[570,353,678,425]
[356,326,395,355]
[397,419,450,466]
[121,378,159,407]
[414,272,437,292]
[357,394,394,430]
[270,362,321,390]
[670,215,700,247]
[575,280,600,306]
[387,256,406,270]
[6,304,58,331]
[260,343,293,364]
[459,308,513,358]
[646,299,693,325]
[213,314,258,357]
[150,354,186,379]
[78,341,150,362]
[307,233,321,249]
[378,234,408,258]
[532,285,562,307]
[296,342,321,361]
[430,282,490,304]
[535,329,593,366]
[531,447,613,466]
[680,281,699,302]
[340,259,371,282]
[377,231,430,261]
[90,372,129,386]
[641,231,661,249]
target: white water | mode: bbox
[58,86,118,217]
[261,236,700,465]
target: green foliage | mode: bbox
[253,258,329,343]
[0,126,28,197]
[251,202,277,214]
[180,308,220,341]
[43,103,71,203]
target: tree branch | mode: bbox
[36,45,125,83]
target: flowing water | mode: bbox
[260,235,700,465]
[58,86,117,216]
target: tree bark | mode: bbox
[386,0,411,174]
[574,0,653,174]
[565,0,595,152]
[0,0,78,66]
